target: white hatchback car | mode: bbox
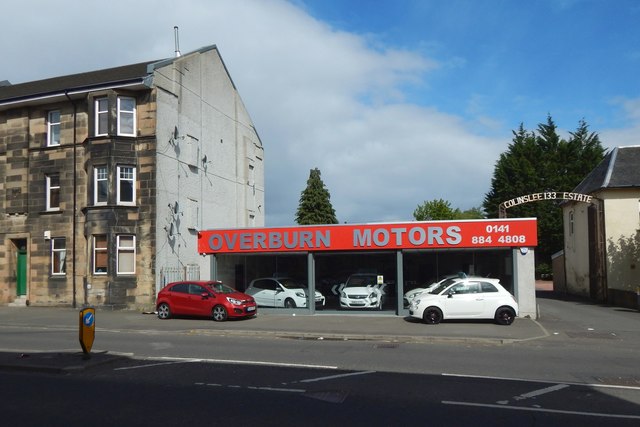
[245,277,325,309]
[409,277,518,325]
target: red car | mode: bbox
[156,281,257,321]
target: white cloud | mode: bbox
[184,0,505,225]
[600,97,640,149]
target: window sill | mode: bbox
[40,210,63,215]
[83,205,139,212]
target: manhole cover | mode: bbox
[374,343,399,349]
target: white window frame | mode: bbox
[93,235,108,275]
[51,237,66,275]
[95,98,109,136]
[117,165,136,205]
[46,174,60,211]
[94,166,108,205]
[117,96,136,136]
[47,110,61,146]
[116,235,136,275]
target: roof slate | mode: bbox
[0,60,160,103]
[573,146,640,194]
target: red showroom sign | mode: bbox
[198,218,538,254]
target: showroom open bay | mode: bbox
[200,219,538,318]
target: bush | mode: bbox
[536,263,552,280]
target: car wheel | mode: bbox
[157,303,171,320]
[212,305,228,322]
[284,298,296,309]
[423,307,442,324]
[494,307,515,325]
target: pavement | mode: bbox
[0,286,638,374]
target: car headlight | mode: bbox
[369,292,377,299]
[341,292,346,298]
[295,291,305,298]
[226,297,242,305]
[413,299,420,306]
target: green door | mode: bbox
[16,249,27,296]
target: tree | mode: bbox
[457,206,485,220]
[483,116,605,272]
[414,199,457,220]
[295,168,338,225]
[413,199,485,221]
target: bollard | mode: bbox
[79,307,96,359]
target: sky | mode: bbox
[2,0,639,226]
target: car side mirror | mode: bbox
[275,288,283,293]
[447,291,454,298]
[200,292,211,298]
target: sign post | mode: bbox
[79,307,96,359]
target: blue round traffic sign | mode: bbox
[83,311,94,327]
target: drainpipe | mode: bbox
[65,91,78,308]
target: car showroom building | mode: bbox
[197,218,538,318]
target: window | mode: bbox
[254,279,277,291]
[117,165,136,205]
[189,284,207,295]
[93,235,108,274]
[117,235,135,274]
[94,96,137,137]
[569,210,574,235]
[51,238,66,275]
[46,174,60,211]
[480,282,499,293]
[47,111,60,146]
[94,166,108,205]
[95,98,108,136]
[170,283,188,293]
[450,282,480,294]
[117,96,136,136]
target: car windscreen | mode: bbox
[429,278,458,294]
[345,275,377,287]
[278,278,305,289]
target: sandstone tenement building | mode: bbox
[0,45,264,309]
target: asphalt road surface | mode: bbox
[1,293,639,426]
[1,358,639,426]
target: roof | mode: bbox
[0,45,224,108]
[0,45,230,112]
[0,61,160,104]
[573,145,640,194]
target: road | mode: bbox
[0,293,639,425]
[1,356,639,426]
